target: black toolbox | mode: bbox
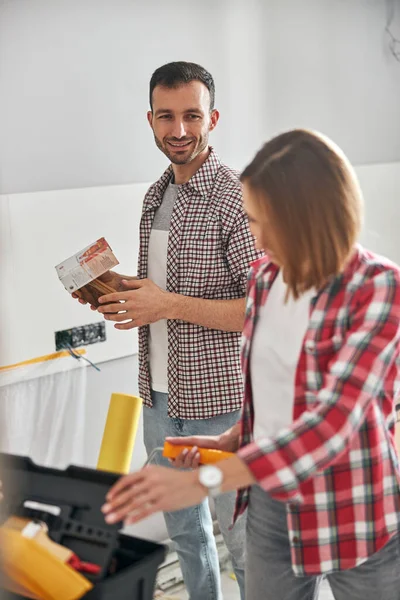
[0,453,167,600]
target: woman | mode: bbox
[102,130,400,600]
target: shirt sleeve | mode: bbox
[237,268,400,502]
[225,213,262,295]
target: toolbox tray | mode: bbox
[0,453,166,600]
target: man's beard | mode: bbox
[154,133,209,165]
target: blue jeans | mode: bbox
[143,390,246,600]
[246,484,400,600]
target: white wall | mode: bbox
[0,0,231,193]
[357,161,400,264]
[1,0,400,195]
[257,0,400,167]
[0,183,149,367]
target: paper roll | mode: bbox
[97,393,143,474]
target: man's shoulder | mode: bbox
[215,161,241,191]
[210,161,243,210]
[199,160,245,234]
[144,181,157,197]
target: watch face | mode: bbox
[199,465,223,488]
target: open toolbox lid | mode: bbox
[0,453,124,580]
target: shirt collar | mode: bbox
[186,146,221,197]
[250,255,278,280]
[144,147,221,212]
[250,244,364,296]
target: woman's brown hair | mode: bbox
[241,129,363,299]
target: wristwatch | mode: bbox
[198,465,223,498]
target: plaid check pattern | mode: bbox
[234,246,400,576]
[137,148,260,418]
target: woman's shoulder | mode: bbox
[345,246,400,311]
[347,245,400,283]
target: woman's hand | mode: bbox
[102,465,206,525]
[102,452,255,525]
[166,424,241,469]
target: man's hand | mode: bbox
[97,278,170,329]
[72,271,129,310]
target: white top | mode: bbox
[251,270,315,441]
[147,183,180,393]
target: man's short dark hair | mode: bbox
[149,61,215,111]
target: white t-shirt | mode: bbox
[147,183,180,393]
[251,270,315,441]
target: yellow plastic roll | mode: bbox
[97,393,143,474]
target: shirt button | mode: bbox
[305,340,315,351]
[292,536,299,544]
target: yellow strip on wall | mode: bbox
[0,349,86,373]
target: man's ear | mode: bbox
[209,109,220,132]
[147,111,153,128]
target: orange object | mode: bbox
[0,527,93,600]
[163,441,234,464]
[3,517,101,575]
[3,517,73,562]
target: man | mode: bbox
[96,62,260,600]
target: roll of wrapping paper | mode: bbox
[97,393,143,474]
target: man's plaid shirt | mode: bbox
[137,148,260,418]
[235,246,400,576]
